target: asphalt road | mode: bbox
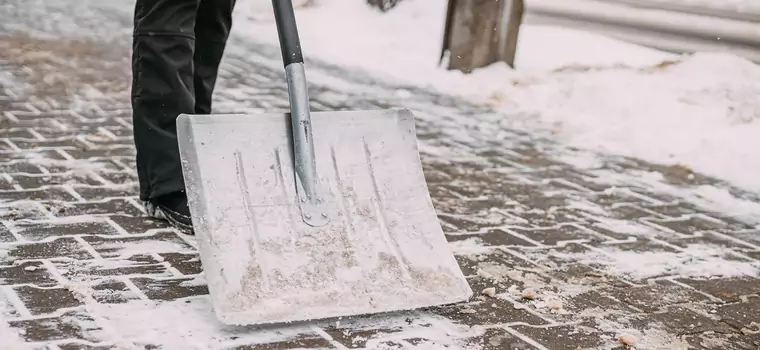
[524,0,760,63]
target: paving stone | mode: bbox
[95,170,137,184]
[509,224,610,246]
[727,230,760,246]
[422,168,453,184]
[2,202,52,221]
[82,231,195,259]
[11,173,103,188]
[677,277,760,303]
[430,297,549,327]
[438,213,524,233]
[745,250,760,261]
[453,248,537,278]
[644,215,728,236]
[608,203,666,221]
[323,315,414,349]
[565,289,638,314]
[3,129,35,139]
[683,333,760,350]
[70,184,138,201]
[584,191,654,208]
[601,238,681,254]
[604,280,713,312]
[9,218,120,241]
[458,328,539,350]
[114,158,137,171]
[10,137,77,150]
[158,252,202,275]
[49,198,143,217]
[229,335,335,350]
[465,277,525,301]
[516,244,631,288]
[130,277,208,301]
[108,214,169,233]
[42,160,121,174]
[0,260,58,287]
[64,120,128,132]
[3,149,69,162]
[0,177,17,190]
[14,285,83,315]
[66,146,135,159]
[94,126,132,139]
[90,280,141,304]
[578,220,658,241]
[0,222,16,242]
[8,310,108,342]
[0,237,94,265]
[515,243,598,271]
[651,306,736,335]
[53,254,173,281]
[511,322,616,350]
[715,295,760,332]
[0,161,44,174]
[446,229,536,248]
[0,188,78,202]
[663,232,759,251]
[501,192,571,215]
[641,202,698,217]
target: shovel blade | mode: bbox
[176,108,473,326]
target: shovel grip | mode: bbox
[272,0,304,66]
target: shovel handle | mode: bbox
[271,0,329,227]
[272,0,304,66]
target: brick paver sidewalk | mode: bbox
[1,1,759,349]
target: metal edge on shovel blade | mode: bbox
[176,108,473,326]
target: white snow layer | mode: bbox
[234,0,760,194]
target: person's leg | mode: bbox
[193,0,237,114]
[131,0,200,232]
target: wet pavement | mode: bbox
[1,0,759,349]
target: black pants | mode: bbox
[131,0,236,201]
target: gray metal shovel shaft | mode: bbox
[272,0,329,227]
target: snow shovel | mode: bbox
[175,0,473,326]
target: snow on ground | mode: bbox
[93,296,481,349]
[233,0,760,194]
[0,300,27,350]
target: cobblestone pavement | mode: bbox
[2,0,760,349]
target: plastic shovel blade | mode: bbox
[176,108,473,326]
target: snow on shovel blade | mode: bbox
[176,108,473,326]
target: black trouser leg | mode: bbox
[193,0,236,114]
[131,0,199,201]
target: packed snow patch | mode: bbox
[97,297,482,349]
[505,53,760,194]
[0,301,29,350]
[447,237,494,256]
[591,216,660,237]
[556,244,760,280]
[587,167,760,227]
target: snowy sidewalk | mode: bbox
[1,0,760,349]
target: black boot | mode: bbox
[143,191,194,234]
